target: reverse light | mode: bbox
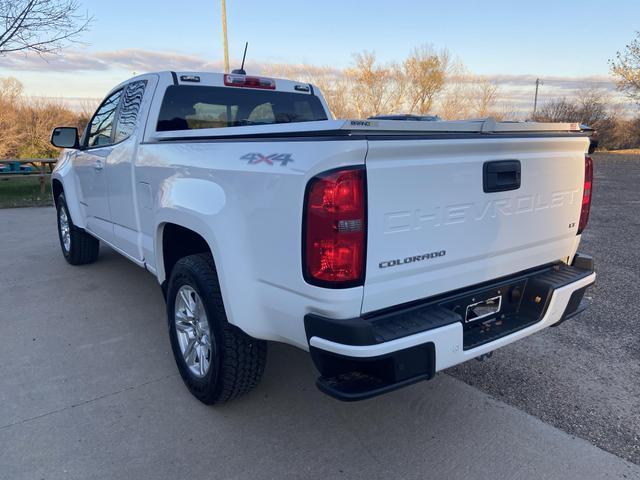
[303,167,366,287]
[223,74,276,90]
[577,155,593,234]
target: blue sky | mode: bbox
[0,0,638,101]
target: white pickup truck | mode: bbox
[50,71,596,403]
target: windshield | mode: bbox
[156,85,328,131]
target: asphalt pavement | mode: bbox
[1,156,638,479]
[449,154,640,464]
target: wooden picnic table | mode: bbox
[0,158,57,194]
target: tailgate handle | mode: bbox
[483,160,521,193]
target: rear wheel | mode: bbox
[167,253,267,404]
[56,193,99,265]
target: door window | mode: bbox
[86,90,122,147]
[114,80,147,143]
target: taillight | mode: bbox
[223,74,276,89]
[577,155,593,234]
[303,167,366,287]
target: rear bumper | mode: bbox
[305,254,595,401]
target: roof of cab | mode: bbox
[168,71,314,95]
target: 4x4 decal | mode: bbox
[241,153,294,166]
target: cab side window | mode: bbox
[114,80,147,143]
[87,90,122,148]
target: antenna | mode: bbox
[533,78,543,117]
[232,42,248,75]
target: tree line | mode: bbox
[533,88,640,150]
[1,36,640,159]
[264,47,506,120]
[0,77,92,158]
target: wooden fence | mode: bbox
[0,159,57,194]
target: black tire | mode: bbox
[55,193,100,265]
[167,253,267,404]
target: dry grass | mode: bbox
[602,149,640,155]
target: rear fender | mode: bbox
[153,177,255,332]
[153,177,227,282]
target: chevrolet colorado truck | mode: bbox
[50,71,596,403]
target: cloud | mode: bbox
[477,73,616,91]
[1,48,632,115]
[455,74,628,113]
[3,49,614,89]
[0,49,231,73]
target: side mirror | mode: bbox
[51,127,79,149]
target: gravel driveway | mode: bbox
[449,152,640,464]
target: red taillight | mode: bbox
[577,155,593,234]
[303,167,366,287]
[223,74,276,89]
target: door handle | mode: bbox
[483,160,521,193]
[94,160,104,171]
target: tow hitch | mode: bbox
[475,351,494,362]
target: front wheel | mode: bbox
[167,253,267,404]
[55,193,99,265]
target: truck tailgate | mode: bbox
[362,135,589,313]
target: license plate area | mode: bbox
[439,278,536,350]
[427,263,592,350]
[465,295,502,323]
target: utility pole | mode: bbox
[533,78,543,117]
[221,0,230,73]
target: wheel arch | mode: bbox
[52,178,64,201]
[158,222,214,286]
[51,172,86,228]
[153,210,224,285]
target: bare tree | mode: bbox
[262,63,355,118]
[535,87,609,127]
[534,98,579,122]
[0,75,23,101]
[0,76,93,158]
[403,45,449,114]
[20,97,77,157]
[0,0,91,55]
[609,31,640,104]
[345,52,404,118]
[471,77,500,117]
[0,76,25,157]
[435,63,474,120]
[575,87,609,126]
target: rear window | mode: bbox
[156,85,328,131]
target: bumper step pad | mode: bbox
[313,342,436,402]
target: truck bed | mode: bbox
[147,118,589,143]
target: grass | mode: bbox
[0,176,53,208]
[598,149,640,156]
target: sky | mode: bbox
[0,0,638,110]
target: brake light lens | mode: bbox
[224,74,276,89]
[303,167,366,287]
[577,155,593,234]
